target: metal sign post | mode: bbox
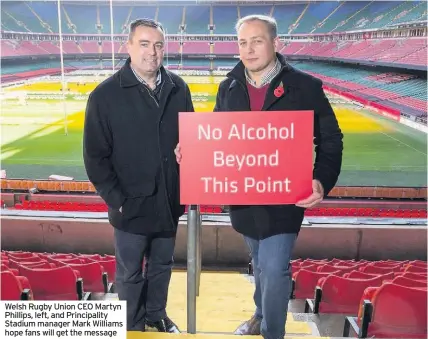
[196,205,201,296]
[187,204,200,333]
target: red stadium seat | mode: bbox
[79,254,102,261]
[1,271,32,300]
[359,264,401,275]
[95,259,116,284]
[318,263,365,274]
[305,275,386,315]
[19,262,56,270]
[17,266,89,300]
[344,283,427,338]
[392,276,428,289]
[1,264,19,276]
[344,271,395,281]
[7,255,44,264]
[49,257,85,266]
[403,264,427,274]
[66,262,110,293]
[9,259,52,269]
[293,269,340,299]
[48,253,78,260]
[6,252,35,259]
[409,260,427,267]
[400,272,427,280]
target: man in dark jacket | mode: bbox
[175,15,343,339]
[83,18,194,333]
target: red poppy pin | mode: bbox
[274,81,284,98]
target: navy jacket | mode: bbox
[83,58,194,235]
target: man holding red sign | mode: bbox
[176,14,343,339]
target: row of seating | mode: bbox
[294,259,427,338]
[287,258,426,300]
[1,251,116,301]
[305,207,427,218]
[248,258,426,311]
[9,200,428,218]
[3,250,427,339]
[3,1,424,35]
[2,179,426,198]
[2,38,426,68]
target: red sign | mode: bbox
[179,111,314,205]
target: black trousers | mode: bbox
[114,227,176,331]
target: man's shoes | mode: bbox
[233,315,261,335]
[146,317,181,333]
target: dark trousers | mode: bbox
[114,228,176,331]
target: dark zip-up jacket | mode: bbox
[83,58,194,235]
[214,53,343,240]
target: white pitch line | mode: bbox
[380,131,427,156]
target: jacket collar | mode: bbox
[227,53,301,111]
[119,57,176,89]
[227,53,292,90]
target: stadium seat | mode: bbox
[6,251,35,259]
[1,271,32,300]
[292,269,340,299]
[403,264,427,274]
[1,264,19,276]
[17,265,90,300]
[65,262,111,293]
[49,257,85,266]
[45,253,78,260]
[359,264,401,275]
[7,255,44,263]
[401,272,427,280]
[9,259,53,270]
[344,283,427,338]
[87,258,116,284]
[392,276,428,289]
[79,254,103,261]
[317,263,365,274]
[305,275,386,315]
[344,271,395,281]
[409,260,427,267]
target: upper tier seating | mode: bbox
[1,1,425,34]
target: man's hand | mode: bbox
[295,180,324,208]
[174,143,182,164]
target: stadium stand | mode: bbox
[2,1,426,34]
[288,60,427,118]
[3,250,426,338]
[3,251,426,298]
[2,1,426,124]
[8,199,428,219]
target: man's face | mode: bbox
[126,25,164,75]
[237,20,278,73]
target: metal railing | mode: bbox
[186,204,202,333]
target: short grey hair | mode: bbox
[128,18,165,41]
[235,15,277,39]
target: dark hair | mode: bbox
[128,18,165,41]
